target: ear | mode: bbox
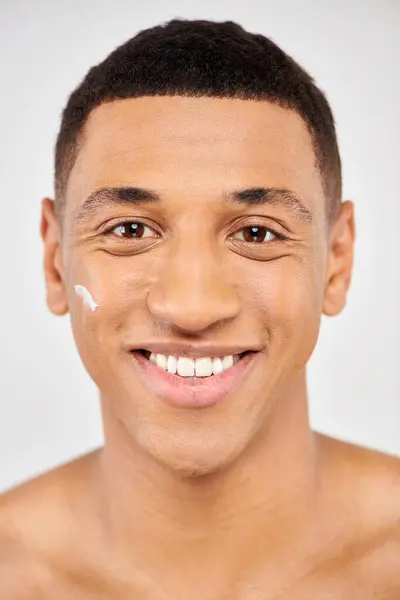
[40,198,69,316]
[323,200,355,316]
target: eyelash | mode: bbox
[102,220,287,244]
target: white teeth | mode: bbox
[167,355,178,374]
[212,357,224,375]
[194,357,213,377]
[155,354,167,369]
[146,352,242,377]
[177,357,195,377]
[222,355,234,370]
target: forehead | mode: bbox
[66,96,324,213]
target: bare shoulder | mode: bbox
[0,450,99,537]
[317,434,400,593]
[319,433,400,528]
[0,451,99,598]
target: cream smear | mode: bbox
[74,285,99,312]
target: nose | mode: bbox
[146,235,241,333]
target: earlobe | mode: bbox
[322,201,355,317]
[40,197,69,316]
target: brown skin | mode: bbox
[1,96,399,599]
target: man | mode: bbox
[1,18,399,599]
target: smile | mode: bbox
[132,349,259,409]
[140,349,245,378]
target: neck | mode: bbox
[94,371,323,594]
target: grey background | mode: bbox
[0,0,399,492]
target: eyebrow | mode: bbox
[74,185,313,225]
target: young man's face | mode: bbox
[42,96,354,475]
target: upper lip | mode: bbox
[130,342,262,359]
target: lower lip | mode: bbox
[132,351,258,409]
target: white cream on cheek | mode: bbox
[74,285,100,312]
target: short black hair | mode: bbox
[55,18,342,219]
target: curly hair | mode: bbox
[54,18,342,220]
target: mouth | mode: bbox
[131,349,259,409]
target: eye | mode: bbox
[231,225,279,244]
[108,221,157,239]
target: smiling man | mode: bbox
[1,18,400,600]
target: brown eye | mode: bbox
[233,226,277,243]
[111,222,155,239]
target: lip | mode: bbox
[127,342,262,359]
[132,350,260,409]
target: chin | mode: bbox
[135,424,247,479]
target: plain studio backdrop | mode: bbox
[0,0,399,492]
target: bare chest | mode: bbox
[3,567,400,600]
[3,541,400,600]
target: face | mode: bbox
[41,96,354,475]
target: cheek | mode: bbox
[66,252,152,377]
[244,257,325,364]
[68,252,150,316]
